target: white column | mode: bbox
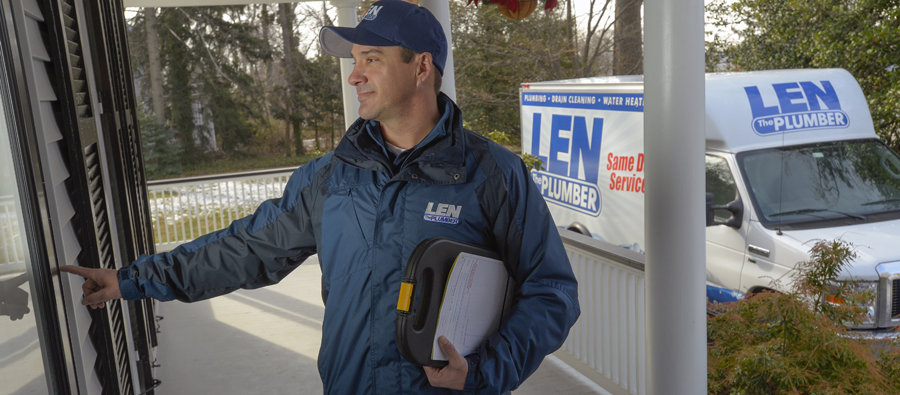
[644,0,707,393]
[330,0,361,130]
[418,0,456,102]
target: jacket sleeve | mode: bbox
[463,148,581,393]
[117,158,329,303]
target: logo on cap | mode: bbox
[363,5,382,21]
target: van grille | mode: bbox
[893,279,900,319]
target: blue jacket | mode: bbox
[119,94,580,394]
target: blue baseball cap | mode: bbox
[319,0,447,75]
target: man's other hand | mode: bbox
[59,265,121,309]
[424,336,468,390]
[0,275,31,320]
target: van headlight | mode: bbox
[824,281,877,328]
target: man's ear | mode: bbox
[415,52,435,89]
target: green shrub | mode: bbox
[883,337,900,383]
[308,149,328,159]
[520,153,544,172]
[707,239,900,395]
[483,128,544,172]
[486,130,513,146]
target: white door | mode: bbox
[705,154,750,291]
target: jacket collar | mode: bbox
[334,93,468,184]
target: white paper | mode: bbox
[432,252,509,360]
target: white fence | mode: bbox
[0,195,26,275]
[146,167,299,252]
[146,169,648,395]
[557,230,647,395]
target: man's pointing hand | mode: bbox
[58,265,121,309]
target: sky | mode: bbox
[569,0,729,34]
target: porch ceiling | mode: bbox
[123,0,327,7]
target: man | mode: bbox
[60,1,579,393]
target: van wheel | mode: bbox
[567,222,591,236]
[746,287,777,298]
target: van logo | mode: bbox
[363,5,382,20]
[744,80,850,135]
[532,171,602,217]
[423,202,461,225]
[529,114,604,184]
[528,113,606,216]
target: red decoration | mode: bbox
[499,0,537,19]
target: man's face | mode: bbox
[349,45,418,122]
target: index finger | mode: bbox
[58,265,94,278]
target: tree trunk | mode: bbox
[614,0,643,75]
[145,7,165,124]
[566,0,581,74]
[261,4,274,120]
[294,116,303,155]
[280,3,297,156]
[313,116,319,152]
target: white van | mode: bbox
[521,69,900,333]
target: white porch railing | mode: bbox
[146,167,299,252]
[557,230,647,395]
[0,195,26,275]
[146,169,648,395]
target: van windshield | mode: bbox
[737,139,900,229]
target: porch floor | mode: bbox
[152,259,607,394]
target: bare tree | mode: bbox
[280,3,297,156]
[557,0,620,78]
[613,0,642,75]
[144,7,165,124]
[261,4,274,120]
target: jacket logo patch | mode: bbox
[423,202,461,225]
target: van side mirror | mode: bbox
[706,192,743,229]
[706,193,716,226]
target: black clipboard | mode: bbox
[395,237,516,367]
